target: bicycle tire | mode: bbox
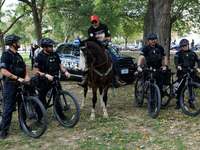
[148,83,161,119]
[19,96,47,138]
[54,90,80,127]
[134,78,144,107]
[161,84,173,106]
[180,82,200,116]
[0,96,4,127]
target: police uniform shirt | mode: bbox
[88,23,111,42]
[34,51,61,73]
[0,49,26,72]
[140,44,166,68]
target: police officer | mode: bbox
[137,33,168,110]
[78,15,124,88]
[34,38,70,110]
[0,34,30,139]
[174,39,200,110]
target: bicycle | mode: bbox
[0,76,47,138]
[135,66,161,119]
[37,75,80,127]
[0,77,3,128]
[162,67,200,116]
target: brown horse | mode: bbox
[79,39,113,120]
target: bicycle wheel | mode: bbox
[54,90,80,127]
[135,78,144,107]
[148,83,161,119]
[0,96,4,127]
[19,96,47,138]
[161,84,173,106]
[180,82,200,116]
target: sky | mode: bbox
[1,0,19,11]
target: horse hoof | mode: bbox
[90,117,95,120]
[80,106,84,109]
[103,115,108,119]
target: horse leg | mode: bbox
[81,86,88,109]
[99,86,103,107]
[102,85,109,118]
[90,86,97,120]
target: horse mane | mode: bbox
[79,38,103,49]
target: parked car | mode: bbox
[170,44,181,51]
[55,42,137,83]
[134,45,142,51]
[193,42,200,51]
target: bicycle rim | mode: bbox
[161,84,173,107]
[54,90,80,127]
[134,78,144,107]
[19,96,47,138]
[148,84,161,119]
[180,82,200,116]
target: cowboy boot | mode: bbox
[78,74,88,87]
[114,75,125,88]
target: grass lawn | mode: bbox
[0,50,200,149]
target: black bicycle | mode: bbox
[160,67,200,116]
[0,77,4,128]
[135,66,161,119]
[0,76,47,138]
[37,75,80,127]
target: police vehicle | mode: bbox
[55,41,137,83]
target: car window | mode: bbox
[56,45,65,53]
[73,46,80,56]
[63,45,72,54]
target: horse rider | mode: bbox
[78,15,125,88]
[0,34,31,139]
[137,33,168,110]
[174,39,200,110]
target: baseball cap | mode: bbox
[91,15,99,22]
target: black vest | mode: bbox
[181,50,195,68]
[39,52,60,76]
[146,46,163,68]
[5,50,26,78]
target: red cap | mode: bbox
[91,15,99,22]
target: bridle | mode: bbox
[80,42,113,77]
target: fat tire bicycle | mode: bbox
[135,66,161,119]
[37,75,80,127]
[0,76,47,138]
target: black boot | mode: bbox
[0,130,8,139]
[189,101,196,110]
[78,74,88,87]
[174,101,181,110]
[114,75,125,88]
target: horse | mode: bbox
[79,39,113,120]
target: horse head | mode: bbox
[79,39,106,68]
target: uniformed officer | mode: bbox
[174,39,200,110]
[0,34,30,139]
[34,38,70,110]
[137,33,168,110]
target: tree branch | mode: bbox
[18,0,31,6]
[39,0,45,24]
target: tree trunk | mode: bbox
[143,0,173,63]
[0,30,6,53]
[31,5,42,45]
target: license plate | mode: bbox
[121,69,129,74]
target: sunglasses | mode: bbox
[181,45,188,47]
[91,20,98,24]
[47,45,53,48]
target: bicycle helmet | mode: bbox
[40,38,56,48]
[179,39,189,46]
[5,34,22,45]
[147,33,157,39]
